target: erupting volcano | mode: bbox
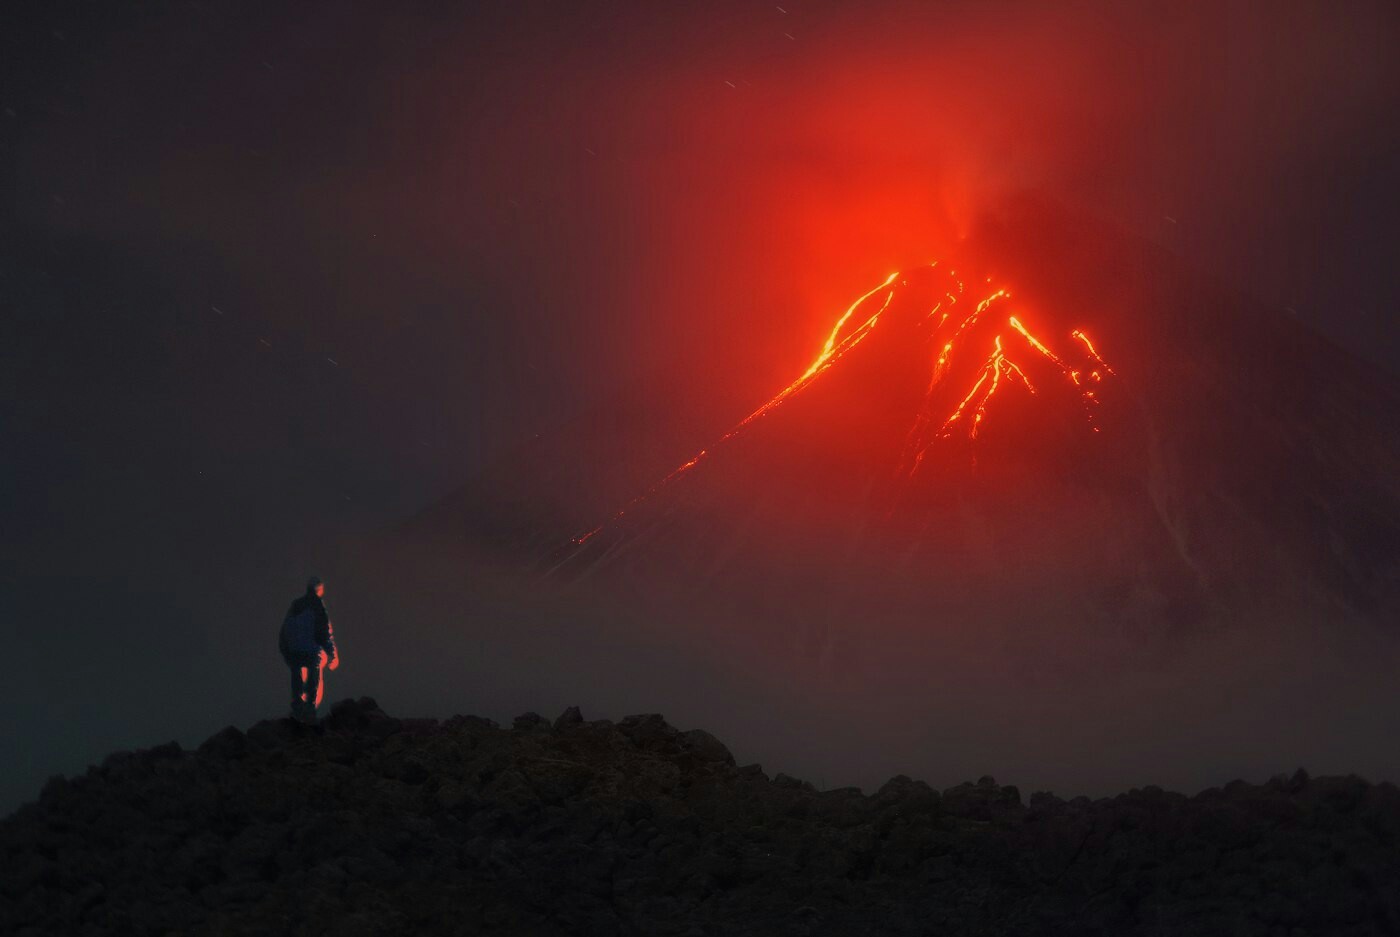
[573,263,1120,548]
[396,197,1400,687]
[356,196,1400,800]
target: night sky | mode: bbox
[2,1,1398,813]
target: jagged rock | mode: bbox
[678,729,734,766]
[942,778,1024,822]
[735,763,767,781]
[324,697,401,739]
[773,772,817,792]
[617,713,679,749]
[512,711,548,733]
[553,705,584,730]
[196,725,248,760]
[873,775,941,820]
[245,716,305,749]
[2,700,1397,936]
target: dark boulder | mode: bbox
[553,706,585,731]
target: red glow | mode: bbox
[574,264,1117,545]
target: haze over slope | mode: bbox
[358,196,1400,800]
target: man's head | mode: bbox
[307,576,325,597]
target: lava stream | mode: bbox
[573,264,1115,545]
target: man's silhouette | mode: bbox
[278,576,339,723]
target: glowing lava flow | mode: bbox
[572,273,900,544]
[939,337,1035,438]
[572,266,1116,545]
[724,274,898,434]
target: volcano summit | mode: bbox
[568,261,1121,551]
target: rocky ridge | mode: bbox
[3,698,1398,936]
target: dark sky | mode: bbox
[1,0,1398,812]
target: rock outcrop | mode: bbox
[3,698,1397,935]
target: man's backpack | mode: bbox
[279,603,319,658]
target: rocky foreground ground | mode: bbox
[2,699,1398,936]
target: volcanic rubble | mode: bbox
[2,698,1398,936]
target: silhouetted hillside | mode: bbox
[3,698,1397,935]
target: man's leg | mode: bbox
[288,664,308,719]
[304,658,321,715]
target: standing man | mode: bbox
[278,576,339,723]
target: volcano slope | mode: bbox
[400,193,1400,655]
[348,194,1400,797]
[3,698,1398,936]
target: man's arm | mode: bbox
[313,602,338,665]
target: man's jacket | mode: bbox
[279,592,336,664]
